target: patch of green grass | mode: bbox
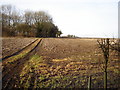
[18,53,119,88]
[19,54,44,88]
[4,39,40,65]
[8,52,28,64]
[30,55,43,63]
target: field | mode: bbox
[2,37,37,59]
[2,38,120,89]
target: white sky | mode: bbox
[0,0,119,38]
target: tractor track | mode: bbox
[1,38,119,89]
[2,38,43,89]
[1,39,38,61]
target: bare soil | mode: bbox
[2,37,37,59]
[37,38,98,60]
[2,38,120,89]
[2,39,41,89]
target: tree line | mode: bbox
[1,5,62,37]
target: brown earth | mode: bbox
[2,39,41,89]
[2,37,37,59]
[2,38,120,89]
[37,38,98,60]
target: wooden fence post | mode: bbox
[88,76,91,90]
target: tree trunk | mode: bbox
[104,65,107,90]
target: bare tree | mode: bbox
[24,11,34,25]
[97,38,110,89]
[11,11,22,27]
[34,11,53,23]
[1,5,16,27]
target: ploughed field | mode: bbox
[2,38,120,89]
[2,37,37,59]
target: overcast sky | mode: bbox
[0,0,119,38]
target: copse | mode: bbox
[36,22,61,38]
[1,4,62,37]
[1,5,22,36]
